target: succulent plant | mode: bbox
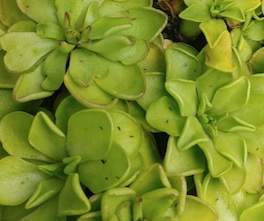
[0,97,160,219]
[77,163,218,221]
[146,42,264,195]
[0,0,167,107]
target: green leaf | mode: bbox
[7,20,37,32]
[179,2,211,22]
[89,16,132,39]
[110,110,143,157]
[136,72,168,111]
[209,77,250,114]
[219,164,246,194]
[13,65,54,102]
[58,173,91,216]
[0,89,39,120]
[213,132,247,167]
[117,7,168,42]
[26,178,64,209]
[141,188,179,219]
[0,0,29,26]
[0,51,19,88]
[1,32,58,72]
[164,136,205,176]
[78,143,130,193]
[55,0,87,28]
[20,196,66,221]
[67,109,113,161]
[28,111,67,161]
[249,47,264,74]
[200,19,227,48]
[219,7,245,22]
[177,116,209,150]
[146,96,186,136]
[204,30,235,72]
[165,78,198,116]
[240,198,264,221]
[101,187,136,221]
[244,154,263,193]
[55,95,86,134]
[130,163,171,196]
[243,20,264,41]
[178,195,219,221]
[165,43,200,81]
[0,156,48,206]
[99,0,152,16]
[81,36,149,65]
[68,49,107,87]
[198,140,233,177]
[0,111,52,161]
[202,174,247,221]
[41,47,68,91]
[93,59,145,100]
[36,22,65,40]
[64,72,118,108]
[17,0,58,24]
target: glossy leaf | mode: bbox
[67,109,113,161]
[0,156,48,206]
[26,178,64,209]
[204,30,234,72]
[28,111,67,161]
[130,163,172,196]
[146,96,186,136]
[17,0,58,24]
[177,116,209,150]
[117,7,168,41]
[58,173,91,216]
[1,32,58,72]
[101,187,136,221]
[13,65,54,102]
[213,132,247,167]
[78,143,130,193]
[0,111,51,161]
[165,79,198,116]
[178,195,218,221]
[64,72,118,108]
[99,0,152,16]
[198,140,233,177]
[179,2,211,22]
[165,43,200,81]
[41,47,68,91]
[110,110,143,157]
[164,136,205,176]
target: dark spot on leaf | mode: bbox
[168,106,173,111]
[256,147,260,151]
[105,177,108,180]
[215,198,219,202]
[99,126,103,130]
[101,159,106,164]
[117,126,121,131]
[130,135,134,138]
[116,176,120,179]
[166,119,169,124]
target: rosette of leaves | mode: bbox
[0,107,160,219]
[194,166,264,221]
[146,42,264,195]
[77,163,218,221]
[177,0,261,72]
[0,0,167,107]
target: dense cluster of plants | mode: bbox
[1,0,264,220]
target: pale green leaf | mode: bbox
[0,156,48,206]
[58,173,91,216]
[67,109,113,161]
[28,111,67,161]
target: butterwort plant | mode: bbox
[0,95,161,220]
[0,0,167,107]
